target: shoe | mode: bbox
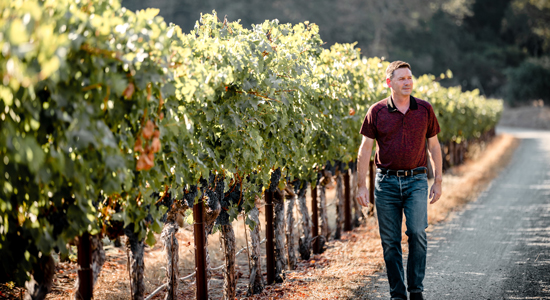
[410,292,424,300]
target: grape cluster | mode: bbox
[325,160,336,176]
[150,191,160,200]
[316,171,322,186]
[215,182,243,226]
[269,168,282,192]
[46,211,69,239]
[150,192,174,223]
[291,179,301,194]
[105,220,124,240]
[143,204,153,224]
[334,160,347,173]
[102,198,124,239]
[156,192,174,210]
[143,194,170,224]
[92,194,103,210]
[183,185,198,208]
[208,173,216,186]
[200,176,224,211]
[348,160,357,173]
[296,180,308,198]
[214,177,225,205]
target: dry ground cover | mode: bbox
[28,132,518,300]
[243,133,519,300]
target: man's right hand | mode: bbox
[356,186,370,207]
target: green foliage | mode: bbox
[504,58,550,105]
[415,73,502,143]
[0,0,171,284]
[0,0,502,286]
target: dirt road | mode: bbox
[365,127,550,299]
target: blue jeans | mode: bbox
[375,172,429,300]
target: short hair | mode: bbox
[386,61,411,80]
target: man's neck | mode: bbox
[391,93,410,113]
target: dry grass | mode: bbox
[43,134,519,300]
[427,134,519,225]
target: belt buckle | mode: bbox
[397,170,406,177]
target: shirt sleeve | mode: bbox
[360,105,377,139]
[426,104,441,138]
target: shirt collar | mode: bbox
[387,95,418,113]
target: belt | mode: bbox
[376,167,427,177]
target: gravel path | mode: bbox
[362,127,550,300]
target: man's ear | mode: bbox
[386,77,392,88]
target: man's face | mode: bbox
[387,68,413,97]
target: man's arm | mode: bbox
[356,136,374,207]
[427,135,443,204]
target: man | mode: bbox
[356,61,443,300]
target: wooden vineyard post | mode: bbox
[344,170,352,232]
[193,198,208,300]
[264,189,275,285]
[77,232,93,300]
[311,185,320,254]
[369,159,375,205]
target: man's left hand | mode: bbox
[429,181,442,204]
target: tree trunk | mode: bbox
[297,182,312,260]
[334,172,344,240]
[204,211,220,288]
[161,221,179,300]
[25,255,55,300]
[247,206,264,296]
[285,186,297,270]
[220,224,236,300]
[319,183,330,242]
[161,201,186,300]
[90,235,106,286]
[127,233,145,300]
[273,188,286,282]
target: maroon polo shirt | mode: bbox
[360,96,440,170]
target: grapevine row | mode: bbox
[0,0,501,297]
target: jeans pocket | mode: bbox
[376,173,387,182]
[375,173,387,191]
[417,175,429,191]
[414,173,428,181]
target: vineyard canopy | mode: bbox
[0,0,501,285]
